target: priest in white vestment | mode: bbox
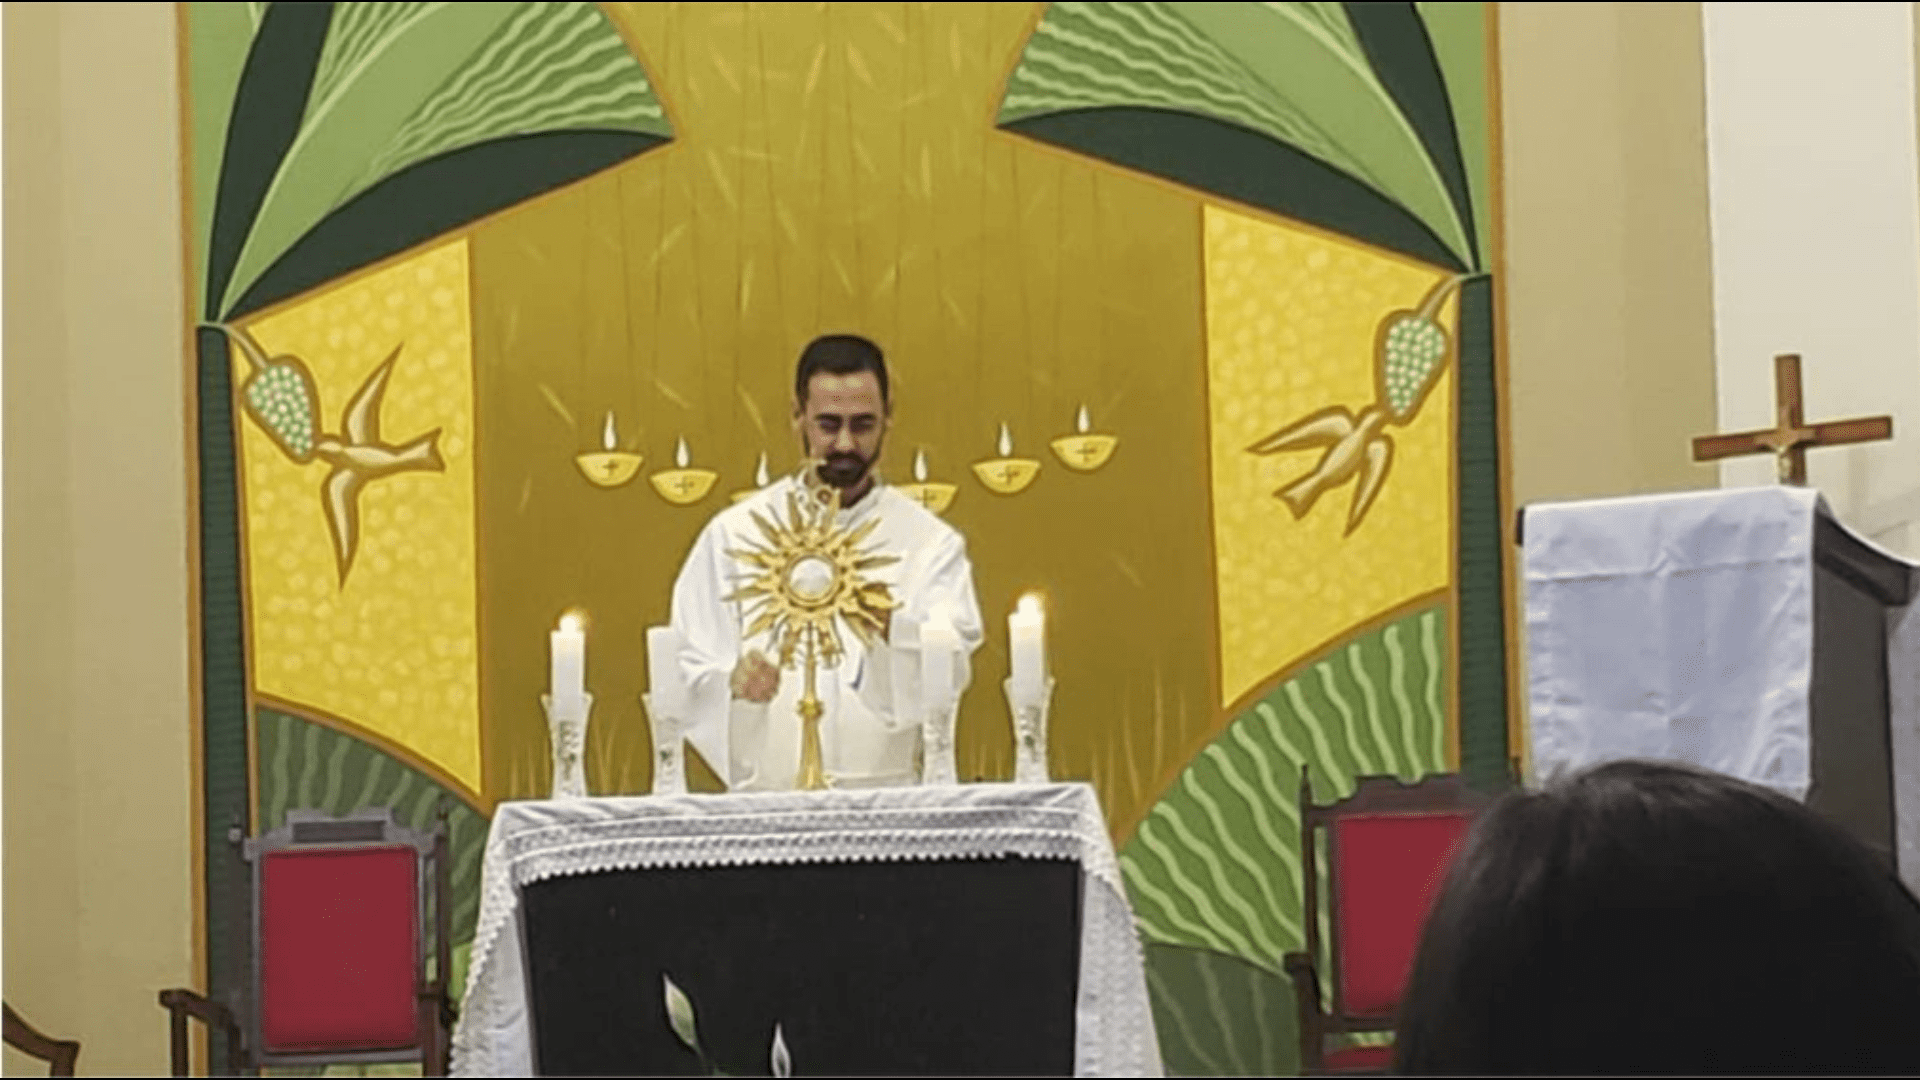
[669,334,984,790]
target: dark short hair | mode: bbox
[1395,760,1920,1075]
[794,334,889,407]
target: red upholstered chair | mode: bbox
[159,807,453,1076]
[1283,766,1484,1075]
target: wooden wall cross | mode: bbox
[1690,353,1894,484]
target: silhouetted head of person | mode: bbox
[1395,760,1920,1075]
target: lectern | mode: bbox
[1517,487,1918,890]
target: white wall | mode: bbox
[1703,1,1920,557]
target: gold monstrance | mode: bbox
[724,464,898,790]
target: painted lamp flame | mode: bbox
[974,423,1041,495]
[1052,402,1117,472]
[901,446,956,513]
[652,434,718,506]
[733,450,775,504]
[576,409,642,488]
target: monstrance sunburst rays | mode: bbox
[724,464,898,789]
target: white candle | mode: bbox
[647,625,685,715]
[1009,594,1047,704]
[921,606,958,713]
[550,612,586,710]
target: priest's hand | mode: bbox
[730,650,780,704]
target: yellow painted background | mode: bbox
[222,3,1462,840]
[237,240,481,796]
[471,2,1223,834]
[1204,207,1456,709]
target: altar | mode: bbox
[450,782,1161,1077]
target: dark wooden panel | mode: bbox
[1808,562,1896,866]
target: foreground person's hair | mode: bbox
[1395,760,1920,1075]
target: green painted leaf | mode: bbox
[1005,108,1463,270]
[186,2,261,318]
[999,2,1470,264]
[1119,607,1449,973]
[1145,944,1298,1077]
[359,1,669,186]
[664,973,701,1053]
[218,1,671,317]
[1343,3,1483,269]
[255,706,487,949]
[1417,1,1493,267]
[220,2,520,314]
[1154,2,1471,262]
[1001,3,1353,169]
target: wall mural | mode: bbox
[182,3,1506,1073]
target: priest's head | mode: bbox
[1394,759,1920,1074]
[793,334,891,501]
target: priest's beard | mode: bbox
[813,441,881,497]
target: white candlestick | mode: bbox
[551,612,586,711]
[647,625,685,716]
[921,607,958,714]
[1009,594,1047,706]
[543,691,594,799]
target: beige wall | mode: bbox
[0,1,1720,1073]
[1499,1,1720,509]
[3,3,196,1075]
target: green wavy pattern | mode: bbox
[254,707,486,958]
[1002,3,1352,181]
[218,0,669,316]
[1145,944,1298,1076]
[998,2,1470,263]
[1120,606,1449,975]
[309,3,423,112]
[362,1,667,188]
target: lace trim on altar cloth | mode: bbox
[451,783,1162,1077]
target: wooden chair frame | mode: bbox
[1283,765,1486,1074]
[3,1004,79,1076]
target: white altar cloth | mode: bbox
[1525,487,1825,798]
[450,782,1163,1077]
[1525,485,1920,893]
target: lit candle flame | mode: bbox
[603,411,617,452]
[675,436,690,468]
[1017,593,1043,618]
[1076,405,1090,434]
[914,448,929,483]
[998,422,1013,457]
[559,611,584,634]
[754,451,769,487]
